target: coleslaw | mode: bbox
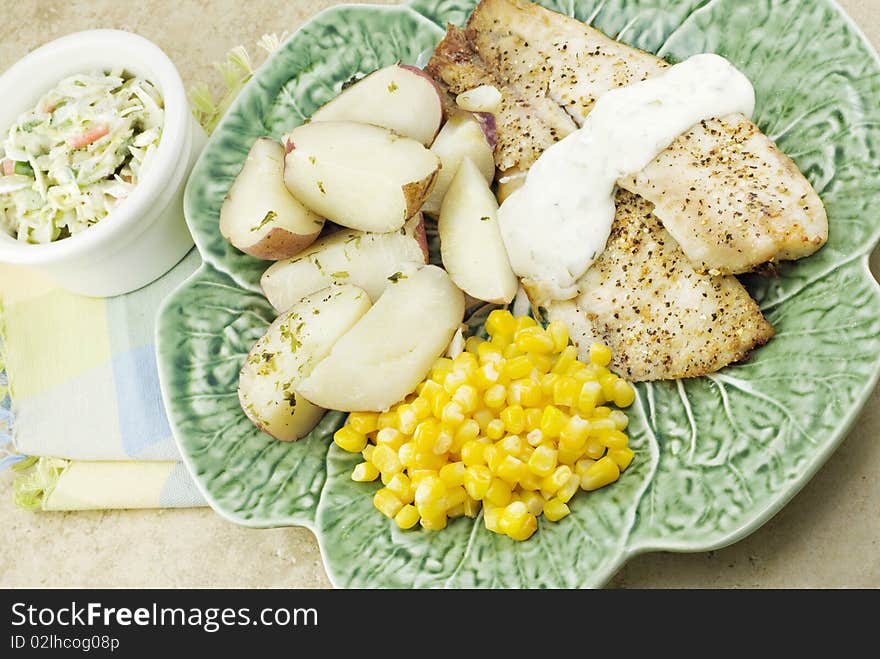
[0,69,164,244]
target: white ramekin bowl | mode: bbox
[0,30,207,297]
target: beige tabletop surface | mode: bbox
[0,0,878,589]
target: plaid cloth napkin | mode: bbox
[0,251,207,510]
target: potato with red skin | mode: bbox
[220,138,325,260]
[283,121,440,233]
[261,214,429,312]
[310,63,443,145]
[238,284,372,441]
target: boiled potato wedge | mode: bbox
[421,111,495,216]
[439,158,517,304]
[310,64,443,146]
[283,121,440,233]
[238,285,371,441]
[297,265,465,411]
[220,138,325,260]
[261,214,428,312]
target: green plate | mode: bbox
[156,0,880,587]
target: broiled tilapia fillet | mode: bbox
[429,0,828,274]
[548,190,774,381]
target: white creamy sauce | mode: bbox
[497,53,756,303]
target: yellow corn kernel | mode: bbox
[444,485,468,509]
[394,504,420,529]
[439,461,467,488]
[485,478,513,507]
[433,427,454,455]
[486,309,517,337]
[397,404,418,434]
[362,445,375,463]
[527,443,558,477]
[599,373,619,402]
[540,405,567,438]
[473,408,495,432]
[443,369,468,395]
[465,335,483,355]
[413,451,446,470]
[431,391,451,418]
[447,503,466,518]
[526,429,545,447]
[484,383,507,409]
[547,320,570,352]
[419,513,448,530]
[376,427,406,451]
[485,445,503,473]
[520,490,546,517]
[514,379,543,408]
[507,513,537,541]
[612,379,636,408]
[414,474,446,504]
[419,379,443,404]
[483,505,504,533]
[609,410,629,430]
[373,488,404,518]
[557,474,580,503]
[490,331,512,352]
[385,472,413,504]
[453,385,480,413]
[411,397,431,421]
[565,360,588,376]
[557,443,583,466]
[486,418,506,440]
[431,357,454,377]
[589,342,613,367]
[574,383,599,417]
[583,438,606,460]
[515,326,555,354]
[372,444,402,475]
[551,345,579,374]
[475,362,501,389]
[514,315,537,332]
[541,372,561,396]
[397,441,416,468]
[603,430,629,451]
[593,405,612,418]
[461,440,487,466]
[541,465,572,495]
[334,426,367,453]
[608,447,635,471]
[574,458,596,479]
[377,410,398,430]
[440,401,465,427]
[464,465,492,499]
[351,462,380,482]
[525,408,544,432]
[498,500,530,536]
[477,340,504,364]
[590,417,616,437]
[347,412,378,435]
[528,352,554,374]
[581,456,621,491]
[518,471,543,492]
[499,433,523,456]
[497,454,526,485]
[504,354,532,380]
[543,498,571,522]
[499,404,525,434]
[463,496,481,518]
[454,351,479,374]
[453,419,480,450]
[553,376,581,408]
[560,415,591,450]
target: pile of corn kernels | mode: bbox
[333,310,636,541]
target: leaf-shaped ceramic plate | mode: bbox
[156,0,880,587]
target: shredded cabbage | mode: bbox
[0,69,164,244]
